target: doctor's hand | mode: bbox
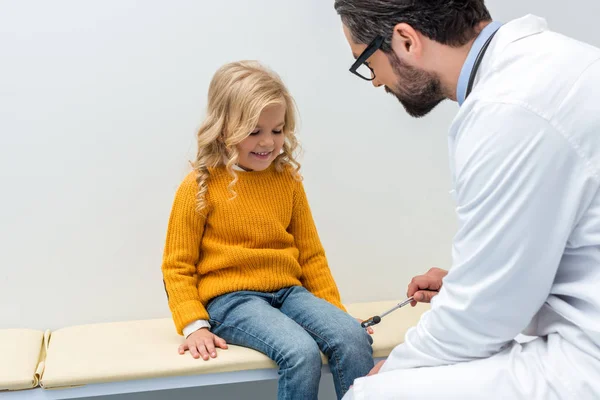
[407,267,447,306]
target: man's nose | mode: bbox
[372,78,383,88]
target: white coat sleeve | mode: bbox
[380,102,592,371]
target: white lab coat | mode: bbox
[346,15,600,400]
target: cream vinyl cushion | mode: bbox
[41,301,428,389]
[0,329,48,391]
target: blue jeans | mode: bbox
[206,286,374,400]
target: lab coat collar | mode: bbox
[456,14,549,106]
[456,21,503,106]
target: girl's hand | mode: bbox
[356,318,374,334]
[178,328,228,360]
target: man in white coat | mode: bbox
[334,1,600,398]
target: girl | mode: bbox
[161,61,374,399]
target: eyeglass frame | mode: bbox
[349,35,385,81]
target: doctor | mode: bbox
[334,1,600,399]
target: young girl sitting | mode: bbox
[161,60,374,399]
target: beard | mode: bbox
[385,52,446,118]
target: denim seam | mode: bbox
[210,319,290,394]
[297,323,346,394]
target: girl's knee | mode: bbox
[333,322,373,355]
[280,337,322,369]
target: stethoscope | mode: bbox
[465,26,501,99]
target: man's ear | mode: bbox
[391,22,423,61]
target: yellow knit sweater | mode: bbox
[161,165,346,335]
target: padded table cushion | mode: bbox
[41,301,428,389]
[0,329,47,391]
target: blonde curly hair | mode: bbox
[193,60,301,211]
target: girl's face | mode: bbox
[236,103,286,171]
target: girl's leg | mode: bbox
[207,290,323,400]
[277,286,375,399]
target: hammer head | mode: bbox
[360,315,381,328]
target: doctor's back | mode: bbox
[450,14,600,357]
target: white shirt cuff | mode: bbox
[183,319,211,338]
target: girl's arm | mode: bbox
[288,179,346,312]
[162,172,210,335]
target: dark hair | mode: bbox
[334,0,492,51]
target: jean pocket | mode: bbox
[206,292,230,315]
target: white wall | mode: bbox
[0,0,453,330]
[1,0,600,398]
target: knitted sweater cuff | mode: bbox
[173,300,209,336]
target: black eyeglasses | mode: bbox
[349,35,384,81]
